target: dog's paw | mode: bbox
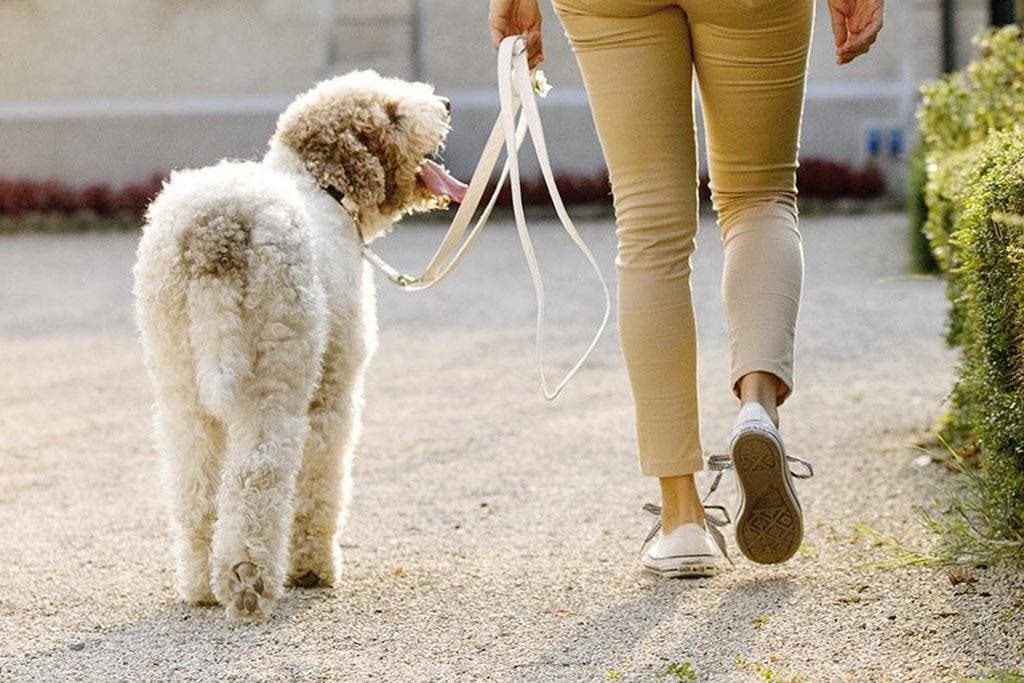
[289,569,323,588]
[177,579,218,606]
[185,590,219,607]
[288,546,339,588]
[228,561,271,619]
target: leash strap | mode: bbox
[361,35,611,401]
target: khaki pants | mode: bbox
[551,0,815,476]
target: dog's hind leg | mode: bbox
[288,340,368,589]
[154,398,225,605]
[136,246,224,607]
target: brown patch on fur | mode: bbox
[278,110,389,210]
[181,213,252,278]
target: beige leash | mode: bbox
[361,35,611,401]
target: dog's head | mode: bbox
[270,69,466,240]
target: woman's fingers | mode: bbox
[829,8,848,49]
[490,24,544,67]
[837,39,871,64]
[836,9,883,63]
[837,32,877,62]
[843,16,882,52]
[489,1,544,68]
[488,2,515,49]
[490,25,505,50]
[525,29,544,68]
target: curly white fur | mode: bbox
[132,70,453,619]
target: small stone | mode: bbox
[69,642,85,652]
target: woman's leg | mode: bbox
[684,0,815,423]
[552,0,706,530]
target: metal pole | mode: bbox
[990,0,1016,26]
[941,0,956,73]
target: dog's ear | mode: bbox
[330,130,387,208]
[281,124,387,209]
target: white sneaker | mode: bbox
[729,401,810,564]
[640,519,727,578]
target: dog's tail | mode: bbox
[180,210,259,420]
[173,167,327,422]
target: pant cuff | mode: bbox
[640,454,705,478]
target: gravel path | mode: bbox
[1,211,1021,682]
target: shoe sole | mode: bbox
[731,426,803,564]
[641,557,723,579]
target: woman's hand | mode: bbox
[489,0,545,70]
[827,0,884,65]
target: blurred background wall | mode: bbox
[0,0,997,198]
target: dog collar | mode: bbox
[321,184,346,206]
[318,184,368,245]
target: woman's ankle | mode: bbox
[737,371,782,427]
[658,474,706,534]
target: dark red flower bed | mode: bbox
[481,156,886,206]
[0,173,166,217]
[0,157,885,219]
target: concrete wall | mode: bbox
[0,0,331,185]
[0,0,995,195]
[0,0,328,99]
[332,0,415,79]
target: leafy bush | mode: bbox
[916,24,1024,564]
[918,25,1024,156]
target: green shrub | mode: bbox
[916,24,1024,564]
[918,24,1024,346]
[918,25,1024,155]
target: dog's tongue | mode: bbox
[419,159,468,204]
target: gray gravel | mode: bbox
[1,210,1021,682]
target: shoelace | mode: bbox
[703,451,815,501]
[640,452,815,566]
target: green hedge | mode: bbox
[916,25,1024,562]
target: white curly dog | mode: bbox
[133,70,466,619]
